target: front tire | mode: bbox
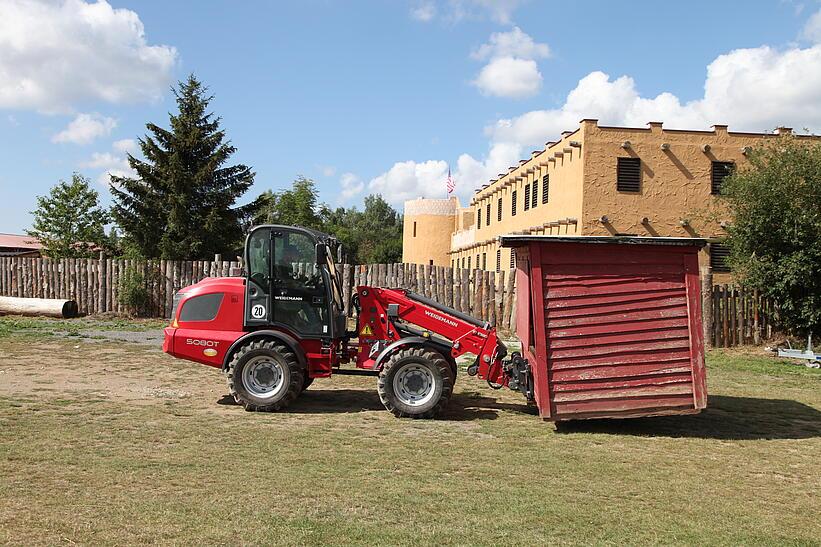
[377,347,454,419]
[226,339,303,412]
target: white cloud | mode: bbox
[473,57,542,98]
[339,173,365,202]
[112,138,137,154]
[412,0,525,24]
[488,42,821,151]
[369,36,821,209]
[472,26,550,60]
[51,112,117,145]
[367,160,450,203]
[319,165,337,177]
[410,2,436,21]
[471,27,548,98]
[801,8,821,42]
[80,141,137,186]
[0,0,177,113]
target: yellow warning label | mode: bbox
[360,324,374,336]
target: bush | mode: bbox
[721,135,821,336]
[118,267,150,316]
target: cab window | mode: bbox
[248,230,270,295]
[272,231,328,336]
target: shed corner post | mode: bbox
[686,253,708,409]
[525,242,552,419]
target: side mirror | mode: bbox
[315,243,327,265]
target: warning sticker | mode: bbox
[360,324,374,336]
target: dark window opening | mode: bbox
[542,175,549,204]
[486,203,491,226]
[467,256,471,270]
[711,161,734,194]
[482,253,487,270]
[524,184,531,211]
[180,293,224,322]
[710,243,731,272]
[497,197,502,221]
[477,208,481,228]
[429,259,434,266]
[617,157,641,192]
[476,254,480,270]
[496,249,501,272]
[413,221,417,237]
[510,250,516,268]
[532,179,538,209]
[511,190,517,216]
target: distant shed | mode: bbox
[500,235,708,422]
[0,233,43,257]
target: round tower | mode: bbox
[402,197,459,266]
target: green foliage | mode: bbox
[721,136,821,336]
[117,267,150,316]
[27,173,109,258]
[252,177,404,264]
[110,74,260,259]
[255,176,323,229]
[321,194,403,264]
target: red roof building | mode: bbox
[0,233,44,257]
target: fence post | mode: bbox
[701,266,713,348]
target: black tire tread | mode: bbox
[377,347,454,419]
[225,339,303,412]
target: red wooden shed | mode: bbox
[499,235,708,422]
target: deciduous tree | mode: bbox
[721,135,821,336]
[27,173,109,258]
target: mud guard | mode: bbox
[373,336,457,376]
[221,330,308,371]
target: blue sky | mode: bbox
[2,0,820,233]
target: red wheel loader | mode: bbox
[163,225,532,418]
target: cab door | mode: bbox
[244,226,272,326]
[268,229,331,337]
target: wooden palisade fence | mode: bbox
[0,257,518,330]
[709,284,775,348]
[0,257,776,343]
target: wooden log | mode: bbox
[730,286,737,347]
[342,263,351,316]
[721,285,729,348]
[753,288,760,345]
[460,268,469,313]
[488,271,496,326]
[0,296,79,318]
[700,267,713,348]
[503,269,515,330]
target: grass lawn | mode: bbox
[0,317,819,545]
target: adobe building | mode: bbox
[402,197,460,266]
[402,119,819,277]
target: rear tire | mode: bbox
[226,339,303,412]
[301,376,314,392]
[377,347,454,419]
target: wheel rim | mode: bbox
[242,356,286,399]
[393,362,437,406]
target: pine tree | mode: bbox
[27,173,109,259]
[110,75,258,259]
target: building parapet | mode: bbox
[404,197,459,217]
[450,227,476,251]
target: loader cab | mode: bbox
[244,225,345,339]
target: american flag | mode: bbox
[446,167,455,194]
